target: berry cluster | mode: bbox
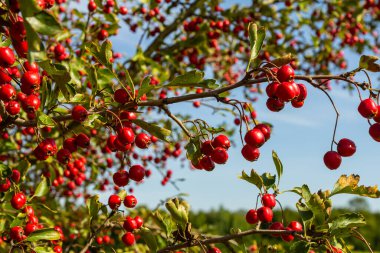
[245,194,303,242]
[241,124,271,162]
[323,138,356,170]
[358,98,380,142]
[265,65,307,111]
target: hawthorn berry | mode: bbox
[337,138,356,157]
[24,223,38,236]
[323,151,342,170]
[113,170,129,187]
[71,105,88,122]
[210,147,228,164]
[244,129,265,148]
[124,195,137,208]
[135,133,151,149]
[212,134,231,150]
[369,123,380,142]
[122,232,135,246]
[11,192,27,210]
[199,156,215,171]
[123,217,137,232]
[108,194,121,209]
[57,149,72,164]
[0,178,11,192]
[358,98,378,119]
[261,193,276,209]
[257,206,273,223]
[288,221,303,232]
[0,47,16,68]
[117,127,135,144]
[6,100,20,115]
[10,226,24,242]
[241,144,260,162]
[134,216,143,228]
[266,97,285,112]
[245,209,259,224]
[129,165,145,181]
[254,124,271,140]
[281,227,294,242]
[269,222,285,237]
[0,84,16,101]
[275,81,298,102]
[21,71,40,95]
[201,140,214,156]
[75,133,90,148]
[277,65,295,82]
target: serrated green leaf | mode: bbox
[124,70,135,99]
[359,55,380,72]
[37,112,56,128]
[86,195,101,219]
[38,61,71,86]
[296,201,314,231]
[137,75,154,99]
[165,70,205,87]
[246,23,266,71]
[261,172,276,189]
[330,174,380,198]
[263,53,296,68]
[185,138,202,164]
[329,213,366,237]
[25,11,62,35]
[87,66,98,97]
[26,228,61,242]
[272,150,283,185]
[290,241,311,253]
[132,119,171,142]
[239,170,263,192]
[34,247,54,253]
[31,176,50,199]
[140,227,158,252]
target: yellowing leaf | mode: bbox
[330,174,380,198]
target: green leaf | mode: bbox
[263,53,296,68]
[290,241,311,253]
[87,66,98,97]
[261,172,276,189]
[38,61,71,87]
[86,195,101,219]
[132,119,171,142]
[296,201,314,231]
[185,137,202,164]
[124,70,135,99]
[31,176,50,199]
[359,55,380,72]
[25,228,61,242]
[34,247,54,253]
[330,174,380,198]
[165,70,204,87]
[0,38,11,47]
[272,150,283,185]
[117,190,128,200]
[137,75,154,99]
[239,170,263,192]
[329,213,366,237]
[139,227,158,252]
[25,11,62,35]
[246,23,266,71]
[86,41,112,69]
[37,112,56,128]
[165,198,188,228]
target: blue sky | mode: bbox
[71,1,380,212]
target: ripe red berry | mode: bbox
[287,221,303,232]
[323,151,342,170]
[212,135,230,150]
[11,192,27,210]
[281,227,294,242]
[266,82,280,98]
[122,232,135,246]
[257,206,273,223]
[71,105,88,122]
[21,94,40,113]
[244,129,265,148]
[97,29,109,40]
[369,123,380,142]
[114,88,130,104]
[129,165,145,181]
[63,138,78,153]
[119,6,128,15]
[53,245,62,253]
[0,84,16,101]
[269,222,285,237]
[358,98,378,119]
[291,99,304,108]
[199,156,215,171]
[88,1,97,11]
[277,65,295,82]
[337,138,356,157]
[134,216,143,228]
[266,97,285,112]
[24,223,38,236]
[75,133,90,148]
[241,144,260,162]
[208,247,222,253]
[0,178,11,192]
[296,83,307,101]
[0,47,16,68]
[245,209,259,224]
[123,217,137,232]
[201,140,214,156]
[108,194,121,209]
[124,195,137,208]
[261,193,276,209]
[11,169,21,183]
[117,127,135,144]
[10,226,24,242]
[56,148,72,164]
[21,71,40,95]
[135,133,151,149]
[113,170,129,187]
[275,81,298,102]
[6,100,20,115]
[210,147,228,164]
[254,124,271,140]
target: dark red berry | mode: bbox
[337,138,356,157]
[257,206,273,223]
[245,209,258,224]
[323,151,342,170]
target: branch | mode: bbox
[157,229,303,253]
[161,105,192,138]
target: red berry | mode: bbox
[6,100,20,115]
[241,144,260,162]
[323,151,342,170]
[11,170,21,183]
[358,98,378,119]
[97,29,109,40]
[24,223,38,236]
[254,124,271,141]
[245,209,258,224]
[288,221,303,232]
[210,147,228,164]
[244,129,265,148]
[63,138,78,153]
[266,97,285,112]
[117,127,135,144]
[57,148,72,164]
[114,88,130,104]
[119,6,128,15]
[75,133,90,148]
[257,206,273,223]
[212,135,230,150]
[113,170,129,187]
[369,123,380,142]
[266,82,280,98]
[123,217,137,232]
[261,193,276,209]
[134,216,143,228]
[108,194,121,209]
[21,71,40,95]
[296,83,307,101]
[129,165,145,181]
[281,227,294,242]
[10,226,24,242]
[201,140,214,156]
[0,178,11,192]
[275,81,298,102]
[277,65,295,82]
[53,245,62,253]
[291,99,304,108]
[88,1,97,11]
[21,94,40,113]
[124,195,137,208]
[337,138,356,157]
[0,84,16,101]
[199,156,215,171]
[0,47,16,68]
[208,247,222,253]
[11,192,27,210]
[269,222,285,237]
[135,133,151,149]
[71,105,88,122]
[122,232,135,246]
